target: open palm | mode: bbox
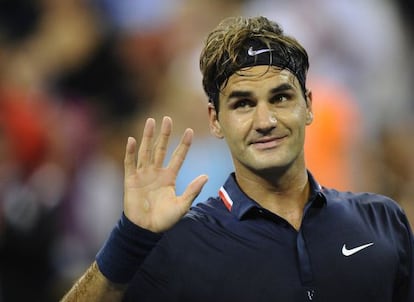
[123,117,208,233]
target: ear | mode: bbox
[305,90,314,125]
[208,103,224,139]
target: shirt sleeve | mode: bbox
[394,208,414,302]
[123,229,182,302]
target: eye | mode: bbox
[270,94,290,104]
[232,99,255,110]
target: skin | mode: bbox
[208,66,313,229]
[122,117,208,233]
[60,261,126,301]
[62,65,313,301]
[62,117,208,301]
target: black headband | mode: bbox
[230,40,302,83]
[211,40,307,103]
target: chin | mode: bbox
[249,161,291,175]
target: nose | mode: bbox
[253,103,277,133]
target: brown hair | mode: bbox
[199,16,309,110]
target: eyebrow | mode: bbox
[227,90,252,99]
[269,83,296,94]
[227,83,296,100]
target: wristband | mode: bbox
[96,212,162,284]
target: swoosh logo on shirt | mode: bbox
[247,46,273,56]
[342,242,374,256]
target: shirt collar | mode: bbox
[218,171,326,220]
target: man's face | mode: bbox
[208,65,313,177]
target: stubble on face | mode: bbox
[215,66,311,179]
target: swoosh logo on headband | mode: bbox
[247,46,273,56]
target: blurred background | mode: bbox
[0,0,413,300]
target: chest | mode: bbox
[172,209,401,302]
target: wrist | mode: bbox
[96,212,162,284]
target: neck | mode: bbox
[236,167,310,230]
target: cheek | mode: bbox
[289,104,308,123]
[279,108,308,139]
[289,104,307,118]
[221,115,251,139]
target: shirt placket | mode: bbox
[296,199,321,301]
[297,228,317,301]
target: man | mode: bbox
[62,16,413,301]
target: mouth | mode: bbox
[249,135,287,150]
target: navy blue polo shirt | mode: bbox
[122,173,414,302]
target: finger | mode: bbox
[167,128,193,174]
[124,137,137,177]
[179,175,208,208]
[137,118,155,168]
[152,116,172,167]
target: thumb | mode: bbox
[180,175,208,207]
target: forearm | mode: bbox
[61,261,126,302]
[62,213,162,301]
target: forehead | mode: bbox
[222,66,300,96]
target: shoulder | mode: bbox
[160,198,236,256]
[323,187,398,206]
[165,197,231,236]
[322,187,408,223]
[185,197,230,223]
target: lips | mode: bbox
[249,135,287,150]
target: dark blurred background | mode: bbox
[0,0,413,300]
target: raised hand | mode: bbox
[123,116,208,233]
